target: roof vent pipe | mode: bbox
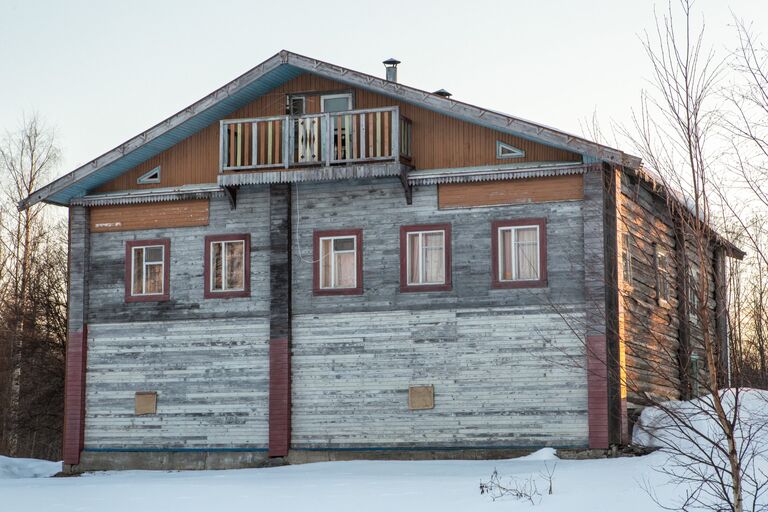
[383,58,401,82]
[433,89,452,98]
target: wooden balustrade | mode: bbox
[220,107,409,172]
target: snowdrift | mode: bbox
[0,456,61,479]
[633,388,768,452]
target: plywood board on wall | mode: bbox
[90,199,209,232]
[438,175,584,209]
[135,392,157,416]
[408,385,434,410]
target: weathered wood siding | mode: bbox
[290,178,589,448]
[96,73,580,193]
[83,175,593,451]
[84,188,271,449]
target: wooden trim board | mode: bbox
[438,175,583,209]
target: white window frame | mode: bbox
[495,140,526,159]
[406,230,447,286]
[209,239,246,292]
[319,235,357,289]
[131,245,165,296]
[497,225,540,282]
[320,93,353,113]
[137,166,161,184]
[289,96,306,117]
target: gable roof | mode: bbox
[20,50,642,209]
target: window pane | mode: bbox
[132,248,144,295]
[145,246,163,263]
[500,229,513,281]
[334,237,354,252]
[407,233,420,284]
[321,239,333,288]
[515,228,538,280]
[335,251,356,288]
[323,96,350,113]
[226,241,245,290]
[212,242,223,291]
[145,263,163,294]
[422,232,444,284]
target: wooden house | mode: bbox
[22,51,743,471]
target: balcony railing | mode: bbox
[220,107,412,172]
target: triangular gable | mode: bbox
[21,50,640,208]
[96,73,582,193]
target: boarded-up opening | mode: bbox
[408,385,434,410]
[135,392,157,415]
[438,175,584,209]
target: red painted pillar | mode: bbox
[586,334,609,449]
[62,327,87,465]
[268,338,291,457]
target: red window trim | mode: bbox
[491,218,548,289]
[125,239,171,303]
[204,234,251,299]
[312,229,363,296]
[400,223,452,293]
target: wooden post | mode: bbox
[268,184,292,457]
[283,116,290,169]
[219,121,227,171]
[324,114,331,167]
[392,107,400,161]
[63,206,90,468]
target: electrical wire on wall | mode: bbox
[293,180,323,264]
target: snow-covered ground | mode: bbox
[3,389,767,512]
[2,449,669,512]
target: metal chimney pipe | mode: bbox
[383,58,401,82]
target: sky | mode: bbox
[0,0,766,180]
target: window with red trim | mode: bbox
[204,234,251,299]
[491,219,547,289]
[125,239,170,302]
[400,224,452,292]
[313,229,363,296]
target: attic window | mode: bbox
[496,141,525,159]
[137,166,161,184]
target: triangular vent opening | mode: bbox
[137,166,161,184]
[496,141,525,159]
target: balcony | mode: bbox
[219,106,412,173]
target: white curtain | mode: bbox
[515,227,538,280]
[335,251,355,287]
[422,232,444,284]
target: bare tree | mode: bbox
[615,2,768,511]
[0,115,66,459]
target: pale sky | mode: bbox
[1,0,766,179]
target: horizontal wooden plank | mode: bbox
[90,199,209,232]
[437,175,583,209]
